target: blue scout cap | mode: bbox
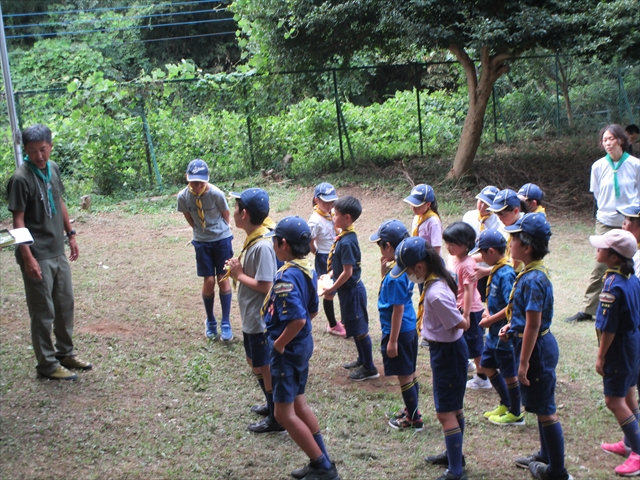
[369,219,409,245]
[518,183,545,201]
[617,205,640,218]
[487,189,520,212]
[229,188,270,215]
[265,216,311,243]
[186,159,209,182]
[504,213,552,240]
[390,236,428,278]
[469,228,507,255]
[403,184,435,207]
[314,183,339,202]
[476,185,500,206]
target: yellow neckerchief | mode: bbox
[327,225,356,271]
[189,184,209,229]
[223,217,276,284]
[505,260,549,321]
[378,260,395,296]
[416,272,440,332]
[260,258,314,317]
[478,211,492,232]
[532,205,546,214]
[314,205,338,234]
[485,256,512,298]
[602,265,629,281]
[412,209,439,236]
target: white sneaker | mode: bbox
[467,374,492,389]
[467,359,476,374]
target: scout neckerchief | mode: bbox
[224,217,276,285]
[412,209,439,237]
[416,272,440,332]
[505,260,549,322]
[189,184,209,229]
[605,151,630,198]
[260,258,314,317]
[596,266,629,343]
[602,265,628,281]
[326,225,356,271]
[485,256,512,298]
[378,260,395,297]
[314,205,338,234]
[532,206,546,215]
[25,158,57,218]
[478,212,492,232]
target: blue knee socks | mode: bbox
[621,415,640,454]
[219,290,232,325]
[444,425,464,475]
[356,334,375,371]
[506,380,521,416]
[456,413,465,436]
[313,431,330,462]
[489,371,510,409]
[203,293,216,325]
[540,418,566,476]
[401,380,420,421]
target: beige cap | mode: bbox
[589,229,638,259]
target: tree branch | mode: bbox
[449,43,477,100]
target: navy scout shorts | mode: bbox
[463,310,485,358]
[381,330,418,377]
[243,331,269,369]
[602,332,640,398]
[269,336,313,404]
[315,253,329,276]
[338,281,369,337]
[515,332,558,415]
[429,337,468,413]
[480,345,517,379]
[192,237,233,277]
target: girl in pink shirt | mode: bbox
[444,222,489,390]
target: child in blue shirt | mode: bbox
[472,229,521,425]
[500,213,571,480]
[369,220,421,430]
[177,159,234,341]
[589,229,640,476]
[322,196,379,382]
[263,216,340,480]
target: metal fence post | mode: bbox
[243,84,255,170]
[555,54,561,133]
[332,69,345,168]
[139,96,163,191]
[414,63,424,156]
[619,69,635,124]
[492,87,498,142]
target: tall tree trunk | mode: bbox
[446,46,511,179]
[556,57,574,128]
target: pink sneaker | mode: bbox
[327,322,346,337]
[615,452,640,476]
[601,440,631,457]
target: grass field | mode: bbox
[0,183,626,480]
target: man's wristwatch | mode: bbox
[66,229,76,238]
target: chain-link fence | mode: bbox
[1,55,638,196]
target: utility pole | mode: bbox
[0,3,23,168]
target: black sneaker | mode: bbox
[300,462,340,480]
[425,451,466,467]
[342,359,362,370]
[564,311,592,323]
[388,414,423,432]
[291,463,311,479]
[250,403,269,416]
[529,461,573,480]
[348,366,379,381]
[515,452,547,469]
[247,416,285,433]
[435,468,468,480]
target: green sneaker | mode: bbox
[483,404,508,418]
[489,412,525,426]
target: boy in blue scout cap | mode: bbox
[263,216,340,480]
[518,184,546,215]
[618,205,640,278]
[225,188,282,433]
[488,189,526,269]
[370,220,422,430]
[392,236,470,480]
[498,213,571,480]
[471,229,521,425]
[589,229,640,476]
[177,159,234,341]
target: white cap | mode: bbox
[589,229,638,259]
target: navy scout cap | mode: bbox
[403,184,435,207]
[504,213,552,240]
[369,219,409,245]
[186,159,209,182]
[390,236,428,278]
[476,185,500,206]
[314,183,339,202]
[230,188,270,215]
[265,216,312,243]
[469,228,507,255]
[518,183,545,201]
[487,189,520,213]
[616,205,640,218]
